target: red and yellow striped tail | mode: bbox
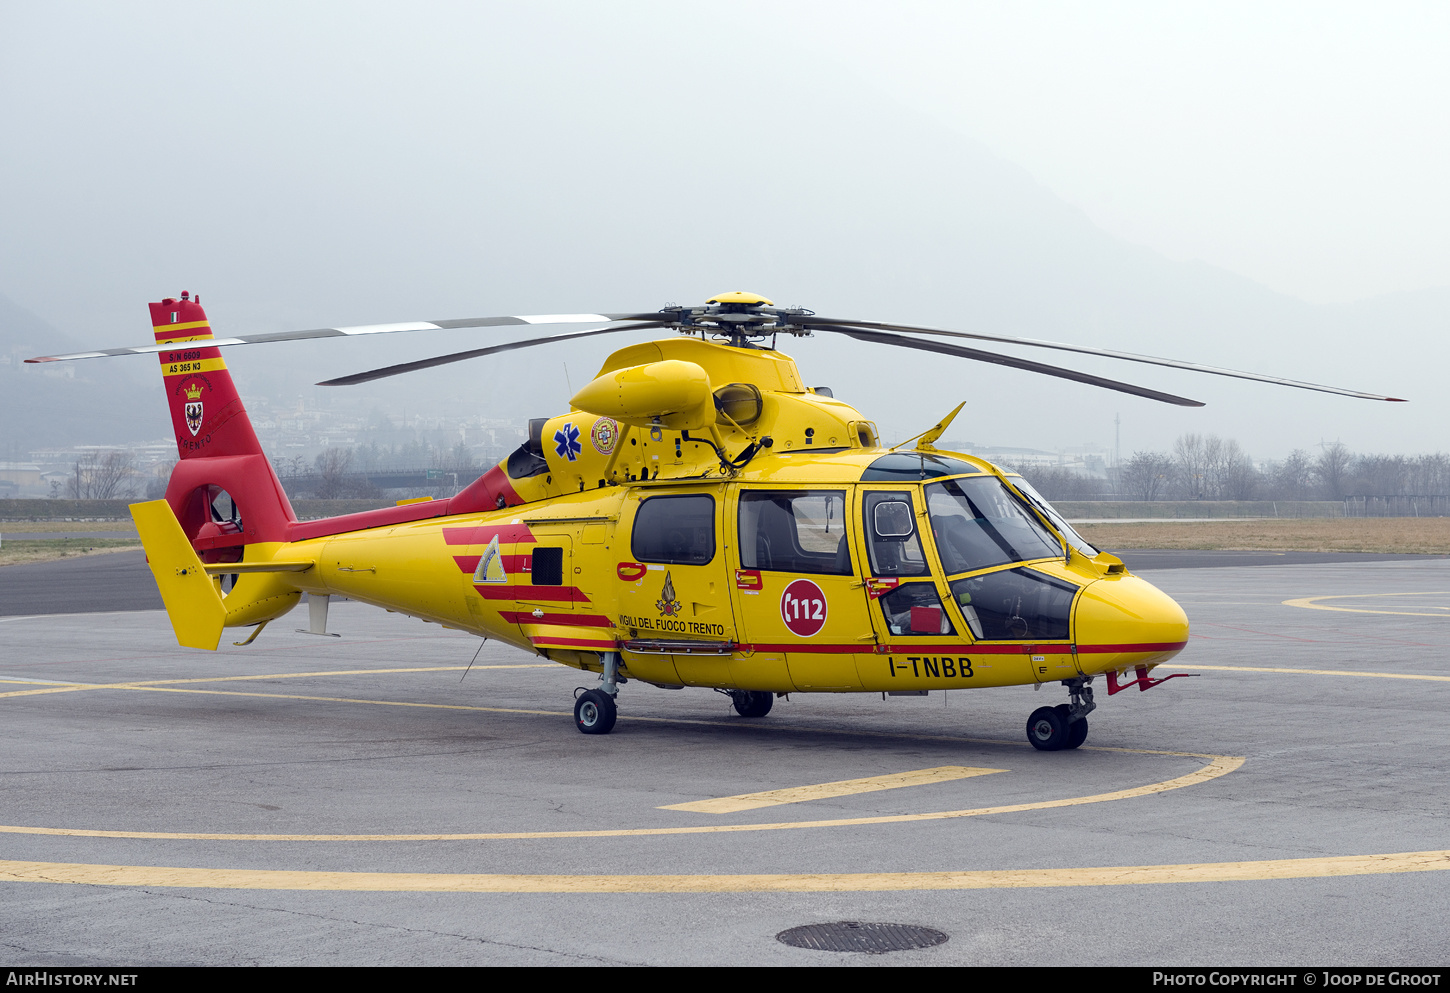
[150,292,266,461]
[149,293,296,546]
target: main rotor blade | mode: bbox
[817,326,1205,406]
[801,317,1405,402]
[25,312,668,363]
[316,323,670,386]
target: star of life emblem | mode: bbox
[554,422,582,461]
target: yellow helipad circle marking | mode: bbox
[0,758,1241,842]
[1283,591,1450,617]
[4,849,1448,892]
[0,666,1241,841]
[661,765,1007,814]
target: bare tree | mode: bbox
[67,450,137,499]
[1314,441,1354,500]
[1118,451,1174,501]
[277,455,310,480]
[1264,449,1314,500]
[313,447,355,500]
[1215,438,1260,500]
[1172,433,1209,500]
[446,439,476,473]
[1000,464,1110,501]
[145,459,176,499]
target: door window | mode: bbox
[738,491,851,575]
[631,494,715,565]
[877,582,956,636]
[862,491,928,577]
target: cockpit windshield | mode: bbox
[925,476,1063,574]
[1004,475,1100,559]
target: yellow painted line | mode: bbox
[0,755,1241,842]
[3,848,1446,892]
[126,664,556,685]
[110,684,570,717]
[0,685,101,700]
[0,665,1242,841]
[1164,663,1450,683]
[1283,592,1450,617]
[0,674,1227,757]
[0,664,553,698]
[660,766,1006,813]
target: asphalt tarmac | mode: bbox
[1,552,1447,966]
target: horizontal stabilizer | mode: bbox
[130,499,226,651]
[201,561,313,575]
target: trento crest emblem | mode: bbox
[554,422,582,461]
[183,383,204,436]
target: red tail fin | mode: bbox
[152,294,296,547]
[152,293,264,460]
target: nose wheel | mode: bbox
[1027,678,1094,751]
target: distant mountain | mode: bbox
[1,20,1442,460]
[0,293,169,457]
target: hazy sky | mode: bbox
[772,1,1450,305]
[2,1,1445,459]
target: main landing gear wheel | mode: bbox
[730,690,774,718]
[1026,706,1071,751]
[574,689,617,735]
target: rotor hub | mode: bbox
[665,291,814,342]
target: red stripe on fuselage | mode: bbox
[735,641,1187,655]
[475,584,591,603]
[499,611,613,626]
[443,524,536,546]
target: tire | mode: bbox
[574,689,617,735]
[1051,703,1089,749]
[1026,706,1069,751]
[730,690,774,718]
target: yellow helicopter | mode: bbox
[28,291,1403,750]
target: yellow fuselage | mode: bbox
[174,335,1189,692]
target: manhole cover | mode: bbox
[775,921,949,954]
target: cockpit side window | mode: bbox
[949,568,1076,640]
[861,491,928,577]
[739,491,851,575]
[877,582,956,637]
